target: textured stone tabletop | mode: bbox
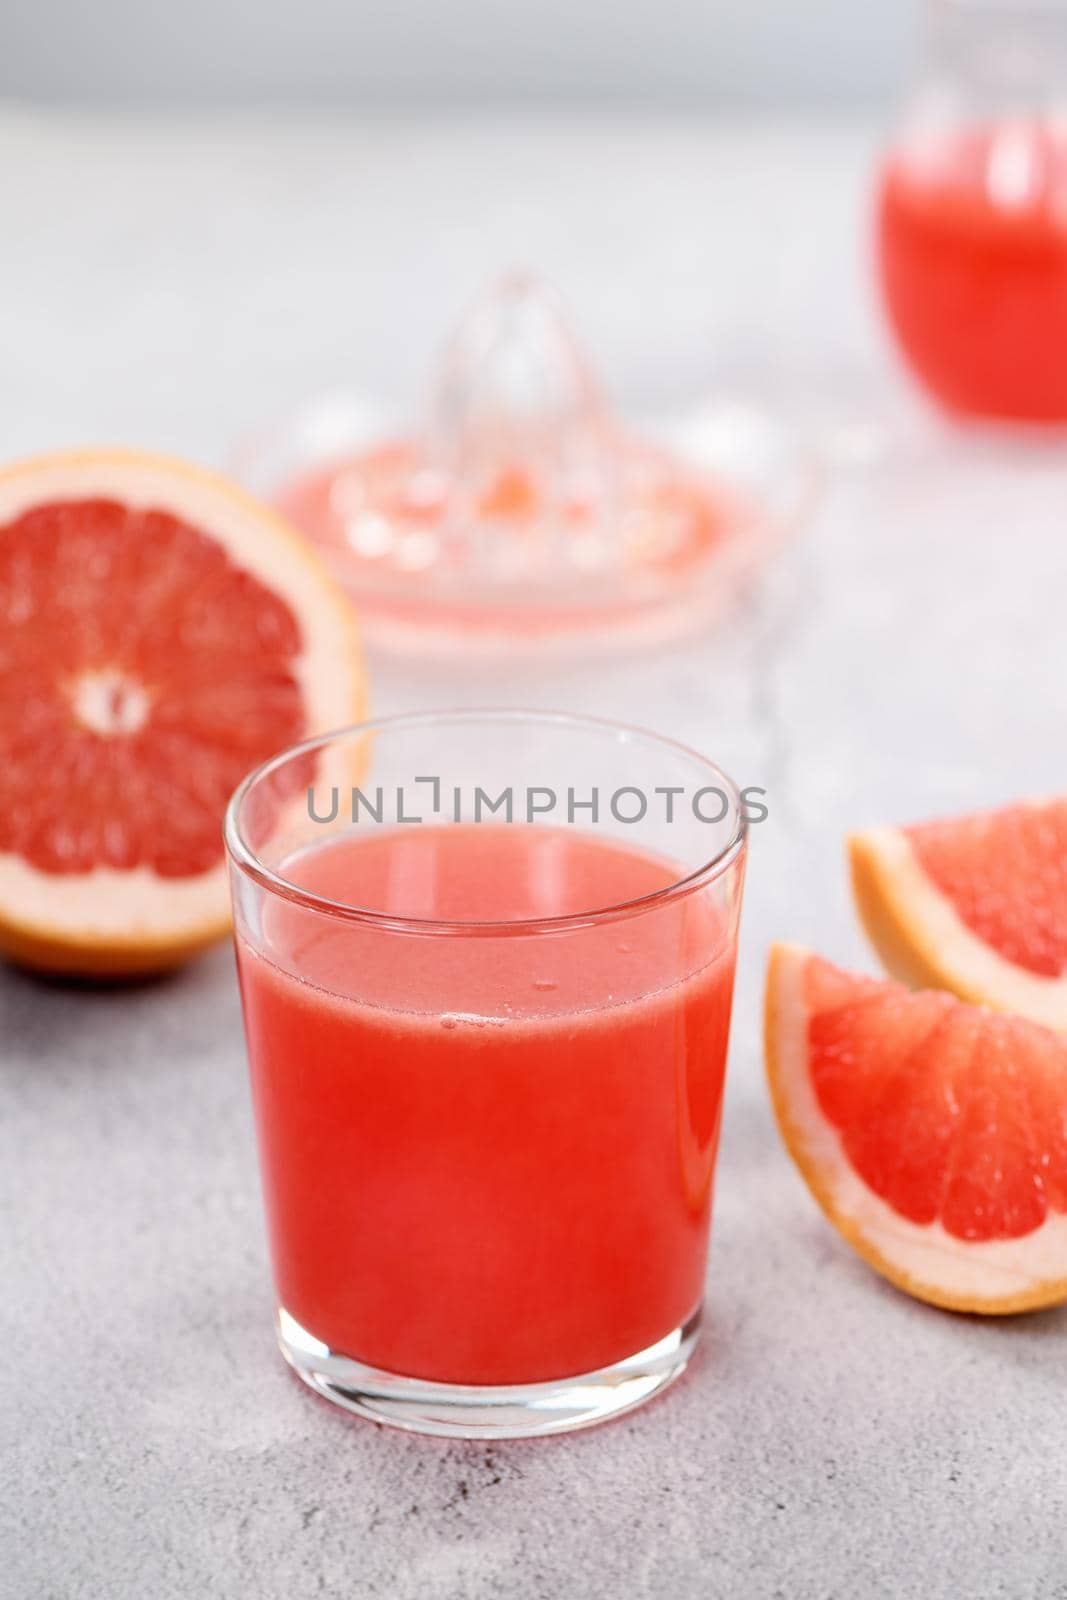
[3,110,1067,1599]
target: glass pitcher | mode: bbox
[877,0,1067,422]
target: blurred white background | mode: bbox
[3,0,914,106]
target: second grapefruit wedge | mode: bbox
[765,943,1067,1313]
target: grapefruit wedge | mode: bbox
[850,798,1067,1031]
[0,449,365,976]
[765,943,1067,1313]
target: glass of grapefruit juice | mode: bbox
[877,0,1067,422]
[225,711,747,1437]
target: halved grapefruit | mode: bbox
[0,449,365,975]
[765,943,1067,1313]
[850,798,1067,1031]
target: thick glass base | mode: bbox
[277,1306,701,1438]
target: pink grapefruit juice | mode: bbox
[235,823,738,1387]
[878,122,1067,420]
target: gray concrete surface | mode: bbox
[3,112,1067,1599]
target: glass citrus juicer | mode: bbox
[234,277,811,653]
[877,0,1067,422]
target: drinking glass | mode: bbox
[225,709,748,1437]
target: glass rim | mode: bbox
[223,707,748,938]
